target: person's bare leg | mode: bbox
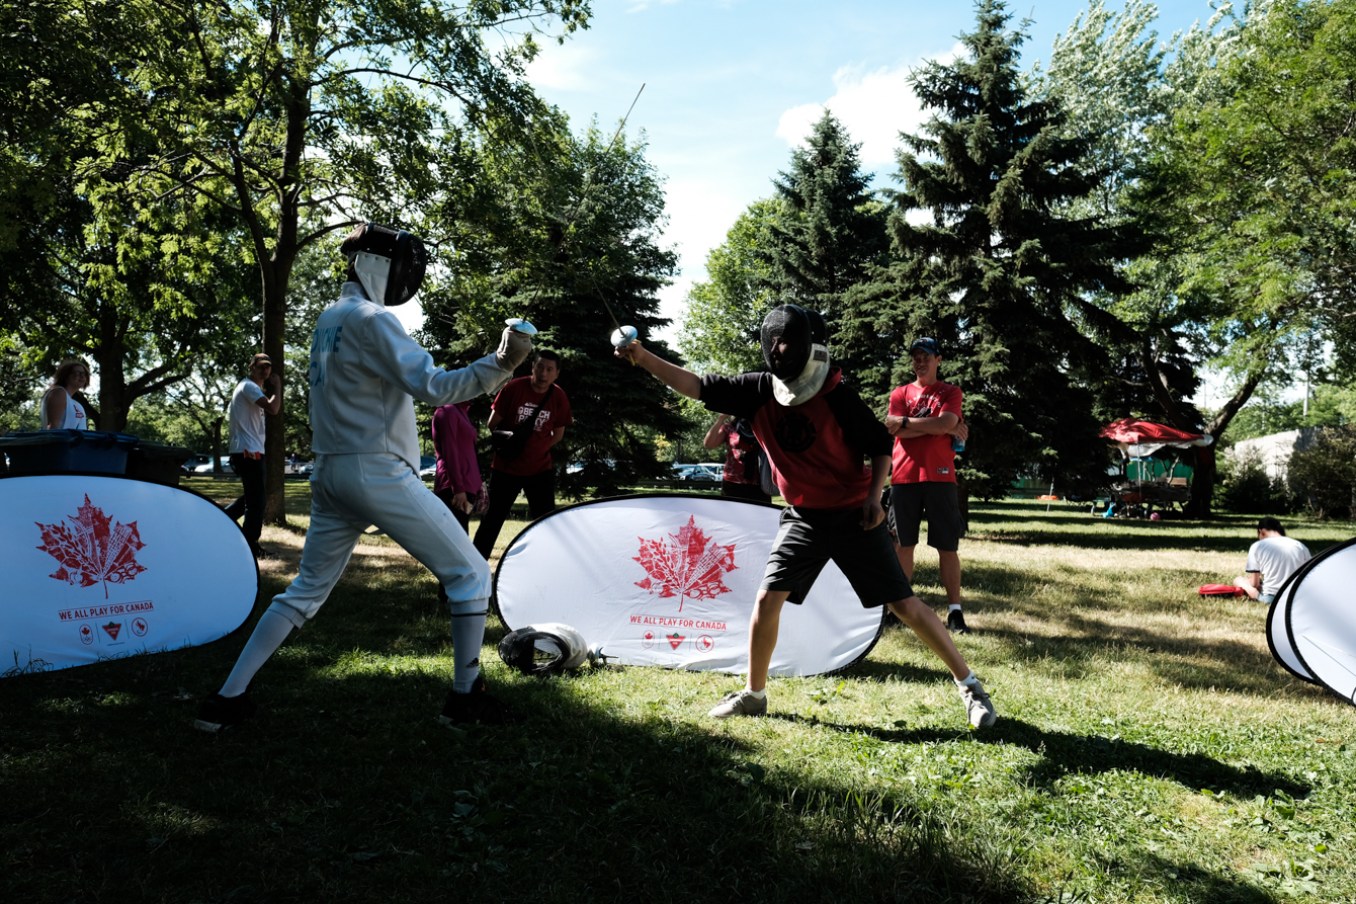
[939,550,962,606]
[887,595,969,679]
[746,589,790,692]
[895,544,917,581]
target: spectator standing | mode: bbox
[703,413,771,502]
[1234,517,1312,603]
[431,400,483,604]
[884,337,971,633]
[225,353,281,559]
[42,358,91,430]
[431,400,482,535]
[472,350,572,560]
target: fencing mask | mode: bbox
[498,623,590,676]
[761,304,830,406]
[339,223,428,306]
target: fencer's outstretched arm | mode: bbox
[615,341,701,399]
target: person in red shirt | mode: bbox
[885,337,971,633]
[472,350,572,559]
[703,413,771,502]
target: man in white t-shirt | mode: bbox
[225,353,282,558]
[1234,517,1311,604]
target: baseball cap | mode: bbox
[909,337,941,356]
[251,353,273,367]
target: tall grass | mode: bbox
[2,488,1352,903]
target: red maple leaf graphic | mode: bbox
[36,495,147,599]
[633,515,737,611]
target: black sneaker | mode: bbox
[193,691,257,732]
[946,609,971,634]
[438,676,512,726]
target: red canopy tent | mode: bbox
[1099,418,1210,448]
[1099,419,1212,517]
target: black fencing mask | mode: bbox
[760,304,830,406]
[340,223,428,306]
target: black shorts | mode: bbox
[762,506,912,607]
[889,483,962,551]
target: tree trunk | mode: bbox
[1185,445,1215,518]
[262,258,291,527]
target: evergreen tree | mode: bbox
[678,198,783,375]
[420,123,682,499]
[863,0,1136,499]
[766,111,888,379]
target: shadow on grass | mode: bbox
[1,660,1032,904]
[802,715,1308,801]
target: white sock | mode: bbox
[949,603,963,613]
[954,671,980,690]
[219,609,295,698]
[449,598,489,693]
[744,687,767,699]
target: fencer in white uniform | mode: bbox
[196,223,534,731]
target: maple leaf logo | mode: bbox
[633,515,737,611]
[36,495,147,599]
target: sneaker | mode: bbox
[946,608,971,634]
[707,689,768,719]
[958,680,996,730]
[438,676,512,726]
[193,691,256,733]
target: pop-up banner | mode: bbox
[1267,537,1356,705]
[0,475,257,677]
[494,494,886,676]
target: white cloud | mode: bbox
[524,41,599,93]
[775,43,964,168]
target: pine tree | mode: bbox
[864,0,1136,499]
[766,111,888,379]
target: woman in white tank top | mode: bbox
[42,358,90,430]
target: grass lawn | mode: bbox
[3,484,1353,903]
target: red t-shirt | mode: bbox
[489,377,573,477]
[888,380,961,484]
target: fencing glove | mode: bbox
[496,326,534,371]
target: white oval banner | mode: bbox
[1273,537,1356,705]
[494,494,886,676]
[0,475,257,677]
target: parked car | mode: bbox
[181,453,212,474]
[671,463,722,482]
[419,455,437,480]
[193,456,234,475]
[284,457,313,476]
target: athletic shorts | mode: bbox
[889,482,963,552]
[762,505,912,607]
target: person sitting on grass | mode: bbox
[615,304,996,729]
[1233,516,1311,604]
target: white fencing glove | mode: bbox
[496,326,534,371]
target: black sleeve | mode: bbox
[825,382,892,458]
[698,372,773,419]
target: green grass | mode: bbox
[3,492,1354,903]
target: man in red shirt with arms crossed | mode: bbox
[885,337,971,633]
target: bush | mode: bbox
[1218,447,1294,515]
[1287,425,1356,520]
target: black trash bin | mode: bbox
[0,430,138,477]
[127,442,193,487]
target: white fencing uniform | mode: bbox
[267,282,514,628]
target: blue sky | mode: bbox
[414,1,1224,341]
[518,0,1223,341]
